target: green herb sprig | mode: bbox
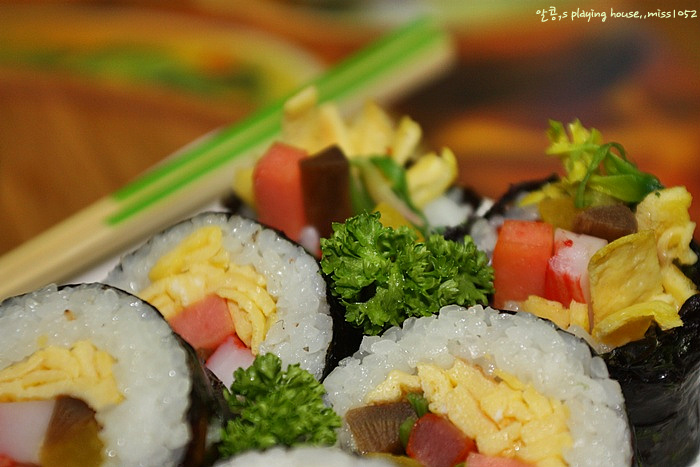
[320,211,494,335]
[218,353,341,457]
[546,119,663,208]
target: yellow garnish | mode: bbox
[406,148,458,208]
[635,186,698,266]
[587,230,684,347]
[536,196,578,231]
[661,263,699,308]
[232,165,256,209]
[588,230,667,325]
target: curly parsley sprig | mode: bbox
[320,211,494,336]
[218,353,341,457]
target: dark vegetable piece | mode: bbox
[300,145,353,239]
[39,396,103,467]
[572,203,638,242]
[346,401,417,454]
[405,413,476,467]
[603,294,700,467]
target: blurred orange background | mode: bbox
[1,0,699,258]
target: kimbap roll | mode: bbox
[324,305,633,467]
[226,86,471,255]
[0,283,228,467]
[454,119,700,467]
[105,212,333,384]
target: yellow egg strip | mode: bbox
[141,226,277,353]
[592,300,683,348]
[0,340,123,411]
[219,288,272,354]
[149,226,225,280]
[635,186,698,266]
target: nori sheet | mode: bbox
[604,293,700,467]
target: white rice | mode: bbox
[105,212,333,380]
[213,446,397,467]
[324,305,632,467]
[0,283,192,467]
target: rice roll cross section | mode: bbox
[464,120,700,467]
[324,305,633,467]
[480,120,698,351]
[0,283,227,467]
[105,212,332,384]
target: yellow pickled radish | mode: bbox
[373,201,423,241]
[232,165,256,209]
[537,196,578,231]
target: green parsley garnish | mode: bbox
[218,353,341,457]
[320,211,494,335]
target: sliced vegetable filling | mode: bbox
[0,341,122,467]
[349,358,570,467]
[231,86,459,252]
[494,120,697,350]
[138,226,277,375]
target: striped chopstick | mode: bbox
[0,17,455,300]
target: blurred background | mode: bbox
[1,0,699,256]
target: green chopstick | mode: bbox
[0,16,455,300]
[109,16,451,224]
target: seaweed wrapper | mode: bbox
[604,287,700,467]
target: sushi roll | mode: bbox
[226,86,467,255]
[324,305,633,467]
[212,446,398,467]
[0,283,228,467]
[457,120,700,466]
[105,211,332,384]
